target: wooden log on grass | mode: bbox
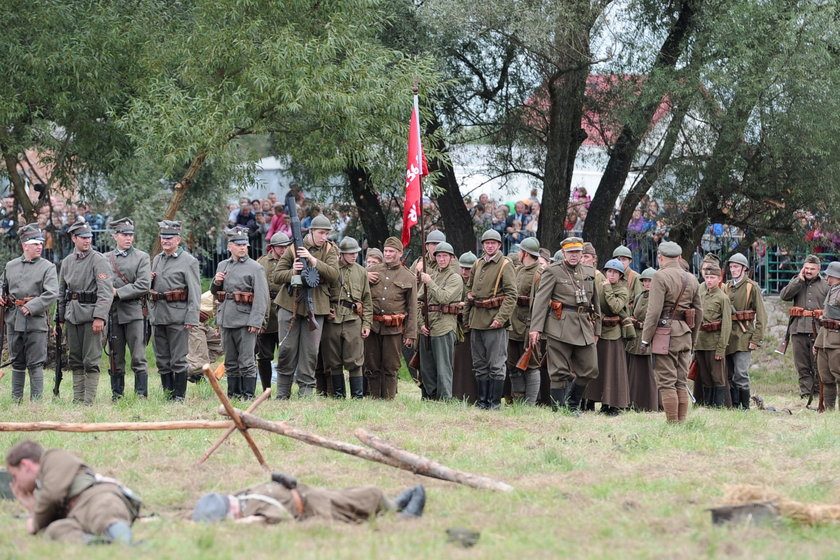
[198,388,272,464]
[0,420,234,432]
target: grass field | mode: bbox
[0,344,838,560]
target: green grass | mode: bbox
[0,344,838,559]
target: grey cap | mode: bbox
[458,251,477,268]
[612,245,632,259]
[433,242,456,256]
[110,217,135,234]
[727,253,749,267]
[518,237,541,257]
[826,261,840,279]
[19,223,45,244]
[552,250,564,263]
[225,226,250,245]
[481,229,502,243]
[338,236,362,253]
[158,220,182,238]
[192,493,230,522]
[604,258,625,274]
[640,267,656,280]
[268,232,292,247]
[68,221,93,238]
[309,214,331,230]
[657,241,682,258]
[426,230,446,244]
[366,248,383,263]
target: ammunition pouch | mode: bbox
[13,297,35,307]
[473,296,505,309]
[661,308,695,328]
[148,289,188,303]
[339,300,364,318]
[820,317,840,331]
[732,310,756,322]
[789,306,822,318]
[215,291,227,303]
[232,291,254,304]
[425,303,461,315]
[65,290,97,304]
[601,315,620,328]
[700,321,722,332]
[373,313,406,327]
[516,295,531,307]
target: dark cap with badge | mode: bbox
[225,227,250,245]
[68,221,93,238]
[158,220,182,239]
[110,217,135,234]
[19,223,45,244]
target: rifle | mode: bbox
[107,306,118,380]
[0,273,7,368]
[53,306,63,396]
[141,299,151,346]
[775,315,793,355]
[515,345,534,371]
[284,190,319,330]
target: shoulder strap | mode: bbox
[492,257,509,297]
[109,253,130,285]
[670,272,689,315]
[745,280,753,309]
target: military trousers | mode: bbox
[276,308,324,390]
[471,328,507,381]
[545,337,598,389]
[187,324,223,375]
[364,332,402,399]
[42,484,134,543]
[322,318,365,378]
[111,319,148,399]
[66,321,103,373]
[8,329,48,370]
[695,350,726,387]
[791,333,819,396]
[817,346,840,385]
[256,330,279,362]
[419,330,455,399]
[725,351,752,391]
[153,323,190,399]
[221,327,257,378]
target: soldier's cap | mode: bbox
[612,245,632,259]
[67,221,93,238]
[338,236,362,254]
[192,493,230,523]
[704,264,722,276]
[19,223,44,244]
[426,230,446,244]
[604,258,625,275]
[268,232,292,247]
[640,267,656,280]
[433,242,456,256]
[458,251,477,268]
[539,248,551,261]
[309,214,332,230]
[581,242,596,256]
[366,248,384,263]
[384,237,403,251]
[702,252,721,264]
[560,237,584,251]
[826,261,840,279]
[657,241,682,258]
[158,220,182,238]
[225,227,249,245]
[110,217,135,234]
[552,249,564,263]
[518,237,541,257]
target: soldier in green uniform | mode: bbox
[418,242,464,400]
[529,237,601,412]
[506,237,542,405]
[365,248,383,268]
[0,224,58,401]
[723,252,767,409]
[323,236,372,399]
[694,263,732,407]
[411,229,446,274]
[103,218,151,399]
[365,237,416,399]
[192,476,425,523]
[626,267,658,411]
[211,227,270,400]
[814,261,840,411]
[58,222,114,404]
[6,440,139,544]
[149,220,201,401]
[255,232,293,392]
[640,241,702,423]
[465,230,517,410]
[187,290,224,378]
[779,254,827,399]
[452,251,477,403]
[272,214,339,398]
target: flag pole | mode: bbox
[413,84,426,263]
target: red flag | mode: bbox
[401,100,428,248]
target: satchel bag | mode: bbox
[651,327,671,355]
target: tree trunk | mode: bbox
[151,150,208,257]
[427,127,474,255]
[1,151,36,223]
[346,164,390,251]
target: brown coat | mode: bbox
[640,261,702,351]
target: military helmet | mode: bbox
[552,250,564,263]
[604,258,625,274]
[458,251,477,268]
[338,236,362,253]
[640,267,656,280]
[426,230,446,244]
[192,493,230,522]
[612,245,632,259]
[518,237,541,257]
[309,214,332,230]
[481,229,502,243]
[826,261,840,279]
[727,253,749,267]
[433,242,456,256]
[268,232,292,247]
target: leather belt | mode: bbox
[290,488,305,516]
[13,297,35,307]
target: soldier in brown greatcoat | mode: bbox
[465,229,517,410]
[779,254,827,399]
[6,440,140,544]
[529,237,601,413]
[814,261,840,411]
[640,241,702,423]
[452,252,478,403]
[626,267,659,411]
[365,237,416,399]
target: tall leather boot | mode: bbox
[660,389,679,423]
[488,378,504,410]
[348,376,364,399]
[524,369,540,406]
[383,375,397,400]
[476,379,489,409]
[822,384,837,411]
[730,386,740,409]
[275,374,293,400]
[227,376,239,399]
[676,387,690,423]
[740,388,751,410]
[257,359,273,391]
[29,366,44,401]
[366,375,382,399]
[242,376,257,400]
[567,382,588,412]
[83,372,99,405]
[331,374,346,399]
[713,386,727,408]
[173,373,187,401]
[161,373,175,400]
[509,373,525,403]
[111,372,125,401]
[135,374,148,398]
[73,371,85,403]
[549,384,568,412]
[701,387,712,407]
[11,369,26,402]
